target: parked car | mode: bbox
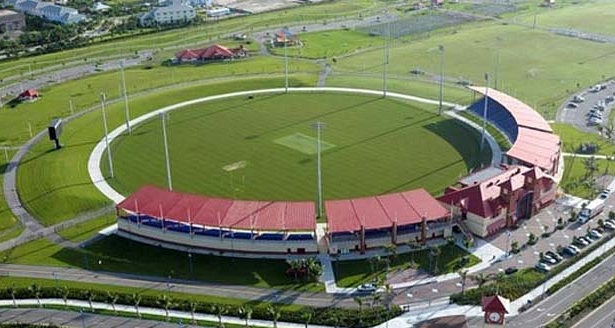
[567,103,578,108]
[504,267,518,275]
[604,221,615,230]
[581,236,593,244]
[356,284,377,294]
[589,229,603,239]
[599,190,610,200]
[535,262,551,273]
[563,246,579,256]
[574,237,590,246]
[541,255,558,265]
[607,219,615,226]
[546,251,563,262]
[573,95,585,103]
[569,245,581,253]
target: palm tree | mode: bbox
[330,313,340,328]
[429,246,442,274]
[157,294,173,321]
[473,273,489,288]
[457,269,468,296]
[28,284,42,308]
[189,300,199,324]
[83,289,94,312]
[354,296,363,311]
[8,283,16,308]
[288,259,301,282]
[371,292,381,308]
[384,244,397,270]
[238,305,252,328]
[106,291,118,314]
[267,305,281,328]
[60,286,70,309]
[301,312,312,328]
[131,293,141,318]
[407,240,420,267]
[210,304,228,328]
[305,257,323,282]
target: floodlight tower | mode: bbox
[382,21,390,97]
[284,37,289,93]
[494,36,502,90]
[100,93,114,178]
[480,73,490,151]
[120,59,132,134]
[438,45,445,115]
[312,121,326,219]
[160,112,173,190]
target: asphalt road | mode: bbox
[572,295,615,328]
[0,308,201,328]
[556,80,615,133]
[466,252,615,327]
[0,264,355,309]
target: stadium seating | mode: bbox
[286,234,314,241]
[468,98,518,142]
[227,232,254,239]
[256,233,285,241]
[396,224,418,234]
[364,229,390,239]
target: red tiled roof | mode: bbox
[175,44,236,61]
[117,185,316,231]
[506,127,560,171]
[326,189,449,233]
[481,295,510,313]
[20,89,39,97]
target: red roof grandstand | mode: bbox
[326,189,449,233]
[117,185,316,231]
[506,127,561,173]
[468,86,552,133]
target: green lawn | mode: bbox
[552,123,615,155]
[16,76,316,226]
[57,213,115,243]
[333,23,615,119]
[0,56,319,146]
[269,29,383,59]
[0,235,321,292]
[560,156,611,199]
[333,244,480,288]
[104,92,490,201]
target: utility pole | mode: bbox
[312,122,326,218]
[438,45,445,115]
[160,112,172,190]
[480,73,490,151]
[100,93,114,178]
[120,60,131,134]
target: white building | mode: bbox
[139,0,195,26]
[6,0,85,24]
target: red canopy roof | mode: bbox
[20,89,39,98]
[117,185,316,231]
[326,189,449,233]
[506,127,560,172]
[175,44,235,61]
[481,295,510,313]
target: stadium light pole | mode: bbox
[160,112,173,191]
[382,22,390,97]
[120,59,132,134]
[494,36,502,90]
[284,35,289,93]
[100,92,114,179]
[438,45,445,115]
[313,121,326,219]
[480,73,490,151]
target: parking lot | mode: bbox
[557,79,615,133]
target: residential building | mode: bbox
[0,9,25,32]
[139,0,195,26]
[6,0,85,24]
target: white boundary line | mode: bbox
[87,87,465,205]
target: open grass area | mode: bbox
[16,76,316,226]
[333,23,615,119]
[104,92,490,201]
[0,235,321,292]
[560,156,611,199]
[552,123,615,155]
[269,29,382,59]
[333,244,480,288]
[0,56,319,146]
[57,213,115,243]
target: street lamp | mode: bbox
[480,73,490,151]
[120,59,131,134]
[100,93,114,179]
[312,122,326,218]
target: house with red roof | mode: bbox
[482,295,510,325]
[438,165,557,237]
[174,44,247,63]
[272,27,300,47]
[18,88,39,102]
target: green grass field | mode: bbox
[552,123,615,155]
[560,156,611,199]
[103,93,490,201]
[269,29,383,59]
[0,150,23,243]
[334,244,480,288]
[0,235,321,291]
[16,76,316,226]
[57,213,115,243]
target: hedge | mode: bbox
[0,287,400,328]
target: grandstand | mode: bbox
[467,86,561,175]
[116,185,318,256]
[326,189,451,254]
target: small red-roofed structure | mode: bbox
[482,295,509,325]
[19,89,39,102]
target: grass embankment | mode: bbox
[0,235,321,292]
[16,76,315,226]
[57,213,116,243]
[105,92,490,201]
[458,111,512,151]
[334,244,480,288]
[0,150,23,243]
